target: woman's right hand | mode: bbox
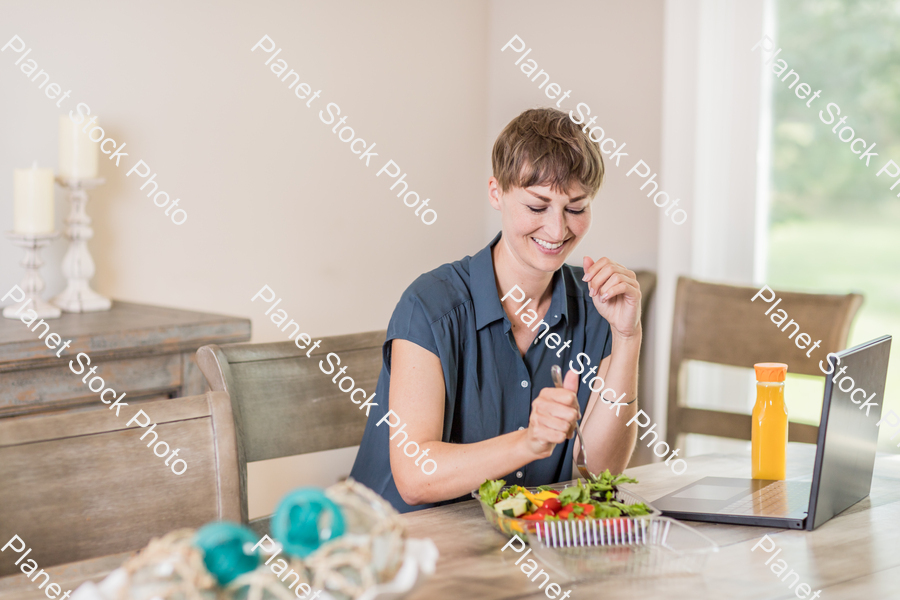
[524,369,581,458]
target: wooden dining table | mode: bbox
[2,444,899,600]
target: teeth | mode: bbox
[533,237,564,250]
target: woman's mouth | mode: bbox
[531,237,567,255]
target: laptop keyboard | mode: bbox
[720,481,811,517]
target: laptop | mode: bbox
[653,335,891,530]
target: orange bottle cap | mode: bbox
[754,362,787,382]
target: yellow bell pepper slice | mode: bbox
[533,490,559,501]
[522,489,544,508]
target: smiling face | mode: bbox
[489,177,593,274]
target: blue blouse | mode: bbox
[349,232,613,513]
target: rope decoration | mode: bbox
[115,529,217,600]
[225,564,306,600]
[111,479,409,600]
[304,479,407,599]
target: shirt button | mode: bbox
[521,380,528,388]
[518,426,525,431]
[516,471,524,478]
[554,315,558,318]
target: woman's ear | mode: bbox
[488,177,502,211]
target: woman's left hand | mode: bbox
[582,256,642,339]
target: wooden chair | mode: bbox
[196,330,386,534]
[0,392,241,575]
[666,276,863,449]
[635,270,657,320]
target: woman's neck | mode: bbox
[492,237,554,311]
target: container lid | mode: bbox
[754,362,787,382]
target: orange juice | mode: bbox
[752,363,788,480]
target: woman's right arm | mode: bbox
[387,339,581,506]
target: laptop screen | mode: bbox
[807,335,891,530]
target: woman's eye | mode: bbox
[526,206,586,215]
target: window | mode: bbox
[766,0,900,450]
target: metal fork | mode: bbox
[551,364,594,483]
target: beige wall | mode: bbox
[1,0,490,336]
[1,0,665,517]
[487,0,664,270]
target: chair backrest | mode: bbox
[196,330,386,525]
[666,276,863,447]
[635,270,657,320]
[0,392,240,575]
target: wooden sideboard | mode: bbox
[0,301,251,416]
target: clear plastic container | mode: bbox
[471,483,660,542]
[530,516,719,578]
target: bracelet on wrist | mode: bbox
[600,396,637,406]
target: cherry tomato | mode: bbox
[521,512,546,521]
[542,498,562,513]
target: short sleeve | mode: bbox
[384,292,441,371]
[600,324,613,360]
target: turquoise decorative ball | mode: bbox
[271,488,345,557]
[194,522,260,585]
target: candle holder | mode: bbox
[52,176,112,312]
[2,231,61,319]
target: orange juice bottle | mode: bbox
[752,363,788,480]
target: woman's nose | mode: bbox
[544,208,568,240]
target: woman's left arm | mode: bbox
[576,256,642,474]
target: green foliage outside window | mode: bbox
[768,0,900,448]
[771,0,900,222]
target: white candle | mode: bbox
[14,163,55,234]
[59,114,98,178]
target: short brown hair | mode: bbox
[492,107,604,197]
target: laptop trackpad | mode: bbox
[653,477,764,513]
[673,483,749,500]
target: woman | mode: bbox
[350,107,641,512]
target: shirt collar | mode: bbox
[471,232,571,331]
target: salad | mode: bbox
[478,470,651,521]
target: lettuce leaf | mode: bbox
[620,502,650,516]
[479,479,506,506]
[558,481,590,505]
[592,503,623,519]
